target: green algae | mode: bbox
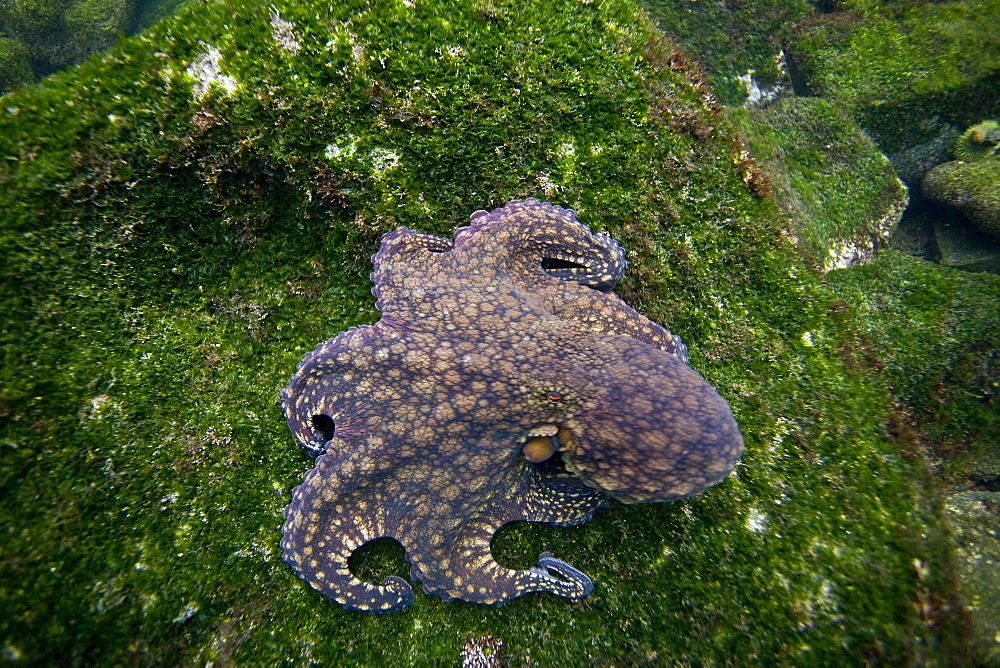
[923,158,1000,241]
[642,0,1000,139]
[0,0,191,91]
[731,96,906,271]
[945,490,1000,663]
[829,252,1000,656]
[0,36,33,90]
[0,0,972,663]
[0,0,133,83]
[828,250,1000,482]
[785,0,1000,152]
[641,0,812,106]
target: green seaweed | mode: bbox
[828,250,1000,482]
[641,0,812,106]
[0,0,190,90]
[785,0,1000,151]
[923,158,1000,240]
[945,491,1000,664]
[731,96,906,269]
[0,36,33,90]
[0,0,973,663]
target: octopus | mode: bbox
[280,198,743,613]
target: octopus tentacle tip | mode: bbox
[342,576,414,614]
[533,553,594,598]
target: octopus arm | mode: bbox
[524,285,689,362]
[405,509,593,606]
[455,198,627,290]
[280,452,413,613]
[369,227,453,316]
[281,322,405,456]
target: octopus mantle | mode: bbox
[280,199,743,613]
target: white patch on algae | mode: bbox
[186,46,238,99]
[270,6,301,55]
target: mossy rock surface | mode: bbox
[829,250,1000,654]
[944,491,1000,663]
[828,250,1000,482]
[642,0,812,106]
[642,0,999,154]
[0,0,186,89]
[0,0,977,663]
[60,0,135,61]
[923,159,1000,241]
[733,96,907,271]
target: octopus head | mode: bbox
[552,338,743,505]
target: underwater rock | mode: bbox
[734,96,907,271]
[0,0,991,662]
[784,3,1000,152]
[0,37,33,92]
[923,159,1000,241]
[890,125,961,191]
[932,214,1000,275]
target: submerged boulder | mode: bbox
[923,158,1000,241]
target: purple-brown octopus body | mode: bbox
[280,198,743,612]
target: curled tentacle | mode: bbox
[454,198,627,290]
[526,552,593,599]
[406,518,593,606]
[281,498,413,612]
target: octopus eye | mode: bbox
[310,414,336,442]
[546,392,563,404]
[523,436,557,463]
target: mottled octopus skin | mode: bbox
[280,198,743,613]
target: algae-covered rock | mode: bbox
[60,0,135,65]
[0,0,982,663]
[932,214,1000,275]
[647,0,1000,154]
[888,121,1000,272]
[642,0,812,106]
[969,444,1000,489]
[733,96,907,271]
[828,250,1000,480]
[923,159,1000,240]
[829,250,1000,653]
[1,0,78,75]
[0,0,151,85]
